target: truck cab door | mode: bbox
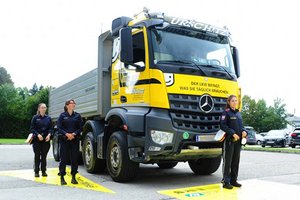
[111,29,150,107]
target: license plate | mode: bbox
[196,135,215,142]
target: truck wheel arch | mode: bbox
[83,120,104,143]
[105,107,147,135]
[105,114,128,147]
[105,108,129,131]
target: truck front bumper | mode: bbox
[130,108,222,162]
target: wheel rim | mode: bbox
[85,141,92,165]
[110,145,120,169]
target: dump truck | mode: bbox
[49,9,242,182]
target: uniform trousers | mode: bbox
[59,140,79,176]
[222,137,241,183]
[32,140,50,173]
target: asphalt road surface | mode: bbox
[1,145,300,200]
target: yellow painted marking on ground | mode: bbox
[158,179,299,199]
[159,182,238,200]
[0,167,114,193]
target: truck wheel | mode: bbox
[157,162,178,169]
[188,156,221,175]
[107,131,139,182]
[83,132,106,173]
[291,144,296,148]
[52,133,60,161]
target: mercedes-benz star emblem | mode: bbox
[199,94,214,113]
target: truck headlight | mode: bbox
[151,130,174,145]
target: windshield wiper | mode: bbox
[157,60,207,76]
[201,64,234,80]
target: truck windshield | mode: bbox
[150,27,235,73]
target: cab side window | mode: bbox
[132,32,145,64]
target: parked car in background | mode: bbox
[287,128,300,148]
[255,133,264,145]
[259,132,268,137]
[261,130,288,148]
[245,126,257,145]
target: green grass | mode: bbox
[0,138,26,145]
[243,145,300,154]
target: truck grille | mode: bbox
[168,94,227,133]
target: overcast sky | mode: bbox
[0,0,299,115]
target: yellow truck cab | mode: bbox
[50,9,241,182]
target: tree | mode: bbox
[0,83,50,138]
[254,99,268,132]
[241,95,287,132]
[26,87,50,118]
[17,87,30,100]
[261,98,287,131]
[0,84,27,138]
[0,66,13,85]
[29,83,39,96]
[241,95,257,127]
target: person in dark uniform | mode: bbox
[57,99,83,185]
[220,95,247,189]
[30,103,52,177]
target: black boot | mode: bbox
[60,176,67,185]
[42,171,47,177]
[223,182,233,189]
[231,181,242,187]
[34,172,39,177]
[71,174,78,184]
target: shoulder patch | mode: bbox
[225,108,230,111]
[221,115,226,120]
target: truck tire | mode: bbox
[107,131,139,182]
[83,132,106,173]
[52,133,60,162]
[188,156,221,175]
[157,162,178,169]
[291,144,296,148]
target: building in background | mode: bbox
[286,115,300,132]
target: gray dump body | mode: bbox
[49,31,112,121]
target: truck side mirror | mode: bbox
[120,27,133,63]
[232,46,240,78]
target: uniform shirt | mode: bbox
[220,108,246,137]
[30,114,53,137]
[57,111,83,136]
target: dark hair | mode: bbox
[64,99,76,112]
[225,95,237,109]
